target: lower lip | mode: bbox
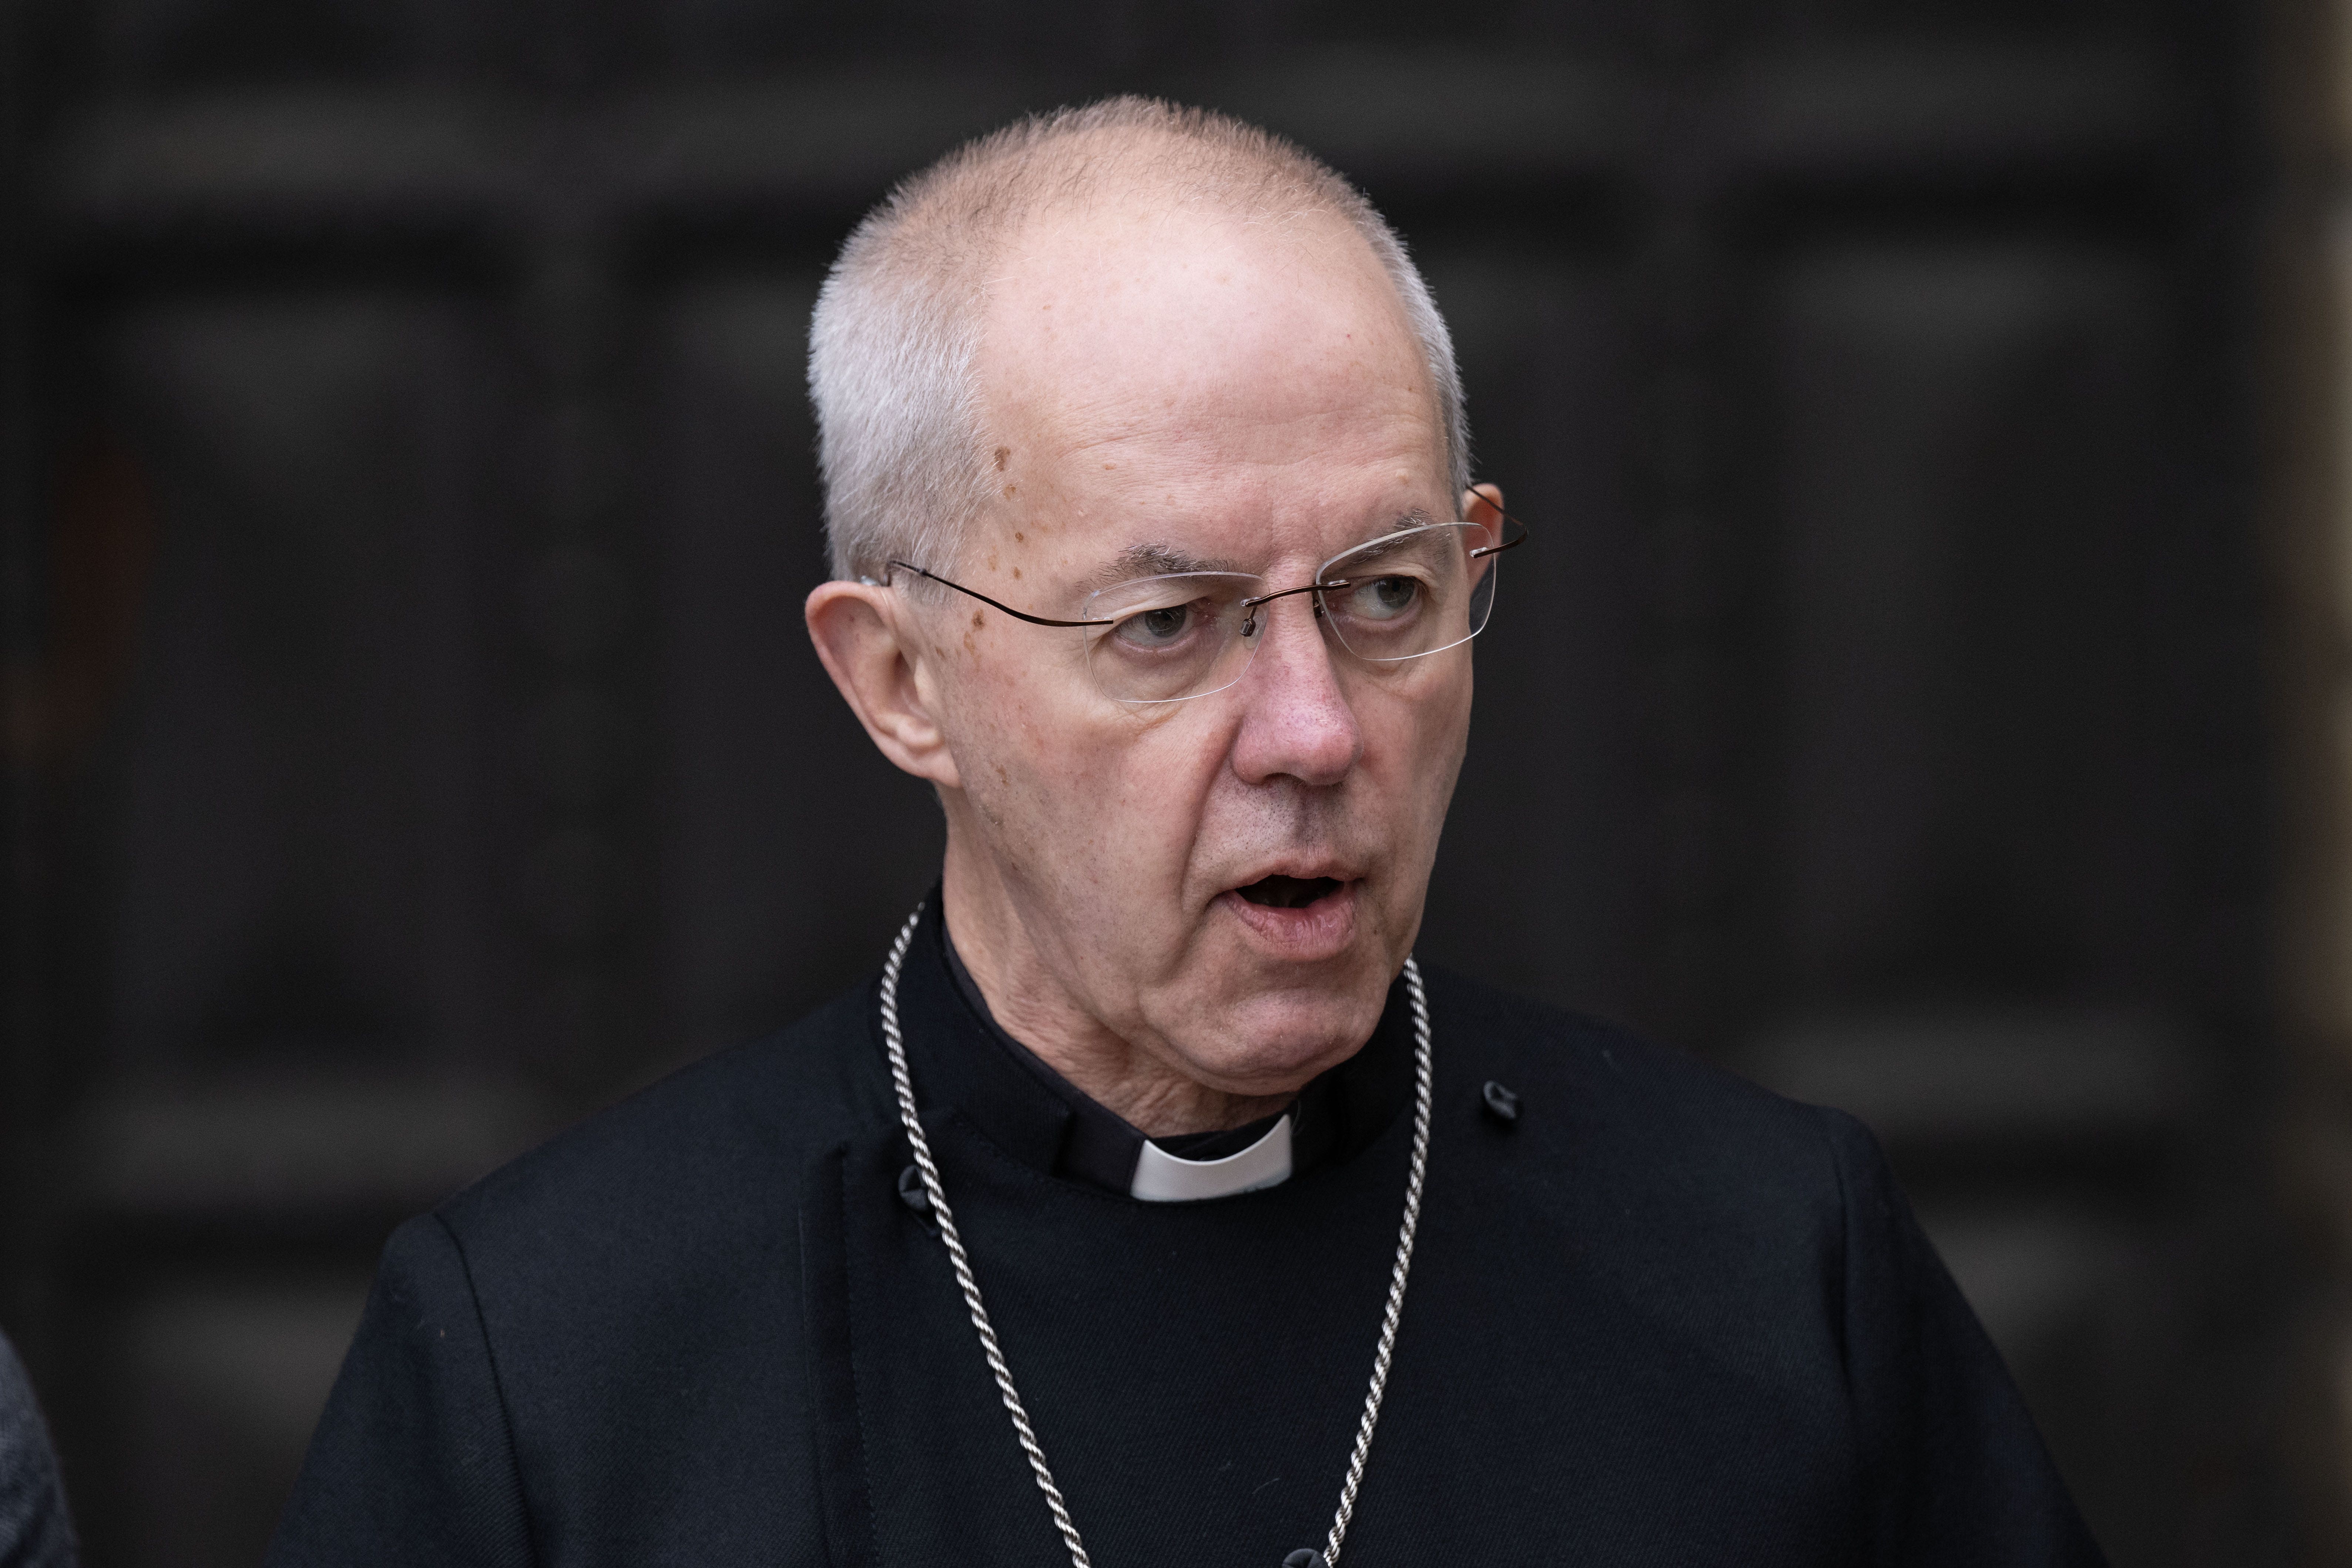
[1217,880,1360,961]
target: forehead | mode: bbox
[974,204,1445,529]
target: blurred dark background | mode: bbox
[0,0,2322,1562]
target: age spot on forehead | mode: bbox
[1014,531,1026,543]
[994,446,1011,470]
[1004,484,1017,499]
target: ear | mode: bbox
[805,578,963,790]
[1462,482,1507,581]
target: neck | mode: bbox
[939,839,1294,1139]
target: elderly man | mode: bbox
[272,100,2100,1567]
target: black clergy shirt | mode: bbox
[939,921,1344,1193]
[270,900,2104,1567]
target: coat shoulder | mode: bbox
[288,990,883,1564]
[434,979,886,1279]
[1419,966,1854,1209]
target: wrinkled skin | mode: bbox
[807,201,1503,1134]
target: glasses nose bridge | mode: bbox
[1234,578,1353,695]
[1236,578,1331,639]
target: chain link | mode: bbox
[878,904,1433,1568]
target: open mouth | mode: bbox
[1235,874,1344,910]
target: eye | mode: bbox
[1113,603,1194,649]
[1347,575,1421,620]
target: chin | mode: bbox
[1174,982,1390,1097]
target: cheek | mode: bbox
[1069,720,1234,902]
[1116,728,1221,812]
[1371,672,1469,778]
[950,658,1210,873]
[1365,679,1473,858]
[939,637,1054,800]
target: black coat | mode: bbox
[0,1328,78,1568]
[270,905,2102,1566]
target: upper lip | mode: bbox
[1222,859,1362,894]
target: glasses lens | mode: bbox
[1081,572,1262,704]
[1318,522,1498,665]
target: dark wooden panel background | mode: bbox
[0,1,2282,1563]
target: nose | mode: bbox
[1229,594,1363,788]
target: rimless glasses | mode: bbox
[873,507,1528,706]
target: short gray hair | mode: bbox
[807,96,1469,582]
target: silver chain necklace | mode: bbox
[878,906,1435,1568]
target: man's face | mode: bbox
[921,205,1477,1097]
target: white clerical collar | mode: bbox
[1129,1113,1294,1202]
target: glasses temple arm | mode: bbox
[883,561,1114,628]
[1468,500,1530,559]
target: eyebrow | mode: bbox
[1346,508,1439,555]
[1090,542,1242,588]
[1088,509,1442,588]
